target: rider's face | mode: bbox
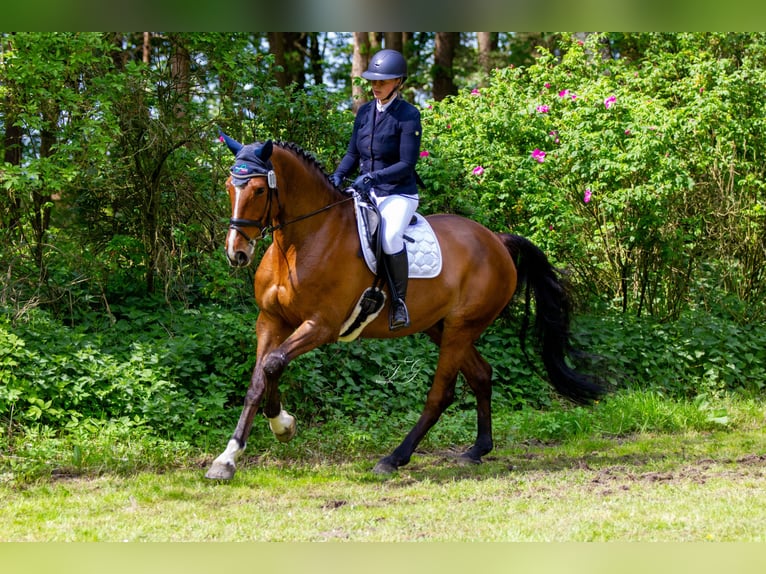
[370,78,400,102]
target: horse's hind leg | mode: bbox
[457,346,494,464]
[374,327,475,474]
[374,359,459,474]
[425,326,494,464]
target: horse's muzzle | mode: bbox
[227,248,252,268]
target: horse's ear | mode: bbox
[218,130,242,155]
[258,140,274,161]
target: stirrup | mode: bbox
[389,299,410,331]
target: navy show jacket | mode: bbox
[335,96,422,197]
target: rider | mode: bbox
[331,49,422,331]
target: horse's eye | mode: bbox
[254,187,267,196]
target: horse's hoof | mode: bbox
[372,459,398,475]
[205,461,236,480]
[269,410,297,443]
[274,428,296,443]
[457,453,482,466]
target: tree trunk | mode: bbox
[31,106,58,281]
[384,32,403,53]
[433,32,459,101]
[308,32,323,86]
[142,32,151,64]
[268,32,306,88]
[1,116,22,234]
[168,33,191,120]
[477,32,496,83]
[352,32,372,113]
[268,32,287,87]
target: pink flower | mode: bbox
[472,166,485,176]
[625,129,631,136]
[558,89,570,98]
[536,105,549,113]
[544,82,551,89]
[471,88,480,95]
[604,95,616,109]
[420,150,430,157]
[584,189,592,203]
[531,149,546,163]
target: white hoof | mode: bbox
[269,409,297,443]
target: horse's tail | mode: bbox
[498,233,604,404]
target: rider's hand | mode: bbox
[353,173,373,193]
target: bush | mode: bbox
[0,302,258,442]
[419,33,766,319]
[4,301,763,447]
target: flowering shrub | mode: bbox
[418,33,766,319]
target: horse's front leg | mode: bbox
[205,316,335,480]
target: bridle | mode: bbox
[228,170,279,247]
[228,169,354,247]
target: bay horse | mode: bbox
[205,136,603,480]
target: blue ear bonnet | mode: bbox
[219,130,274,187]
[230,143,274,186]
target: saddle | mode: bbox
[337,190,442,342]
[352,191,442,279]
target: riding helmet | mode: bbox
[362,49,407,81]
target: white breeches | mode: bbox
[371,191,419,254]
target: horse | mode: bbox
[205,135,604,480]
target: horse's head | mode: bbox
[221,132,277,267]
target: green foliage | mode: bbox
[572,311,766,398]
[3,302,764,451]
[419,33,766,319]
[2,33,766,455]
[0,302,257,442]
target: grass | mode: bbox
[1,391,765,542]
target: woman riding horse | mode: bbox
[206,135,604,481]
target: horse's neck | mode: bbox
[272,158,354,251]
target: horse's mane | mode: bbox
[274,140,333,181]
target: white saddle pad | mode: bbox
[352,193,442,279]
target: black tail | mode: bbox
[499,233,604,404]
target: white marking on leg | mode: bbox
[268,408,297,442]
[215,439,242,467]
[206,438,243,480]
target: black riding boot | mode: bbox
[384,248,410,331]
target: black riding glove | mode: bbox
[353,173,374,193]
[330,173,343,188]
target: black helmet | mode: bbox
[362,49,407,81]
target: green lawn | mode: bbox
[2,426,765,542]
